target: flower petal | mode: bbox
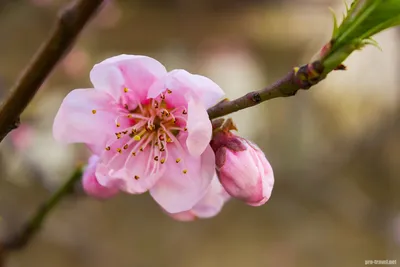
[186,97,212,156]
[190,176,227,218]
[95,136,166,194]
[148,69,224,108]
[82,155,119,199]
[90,54,167,102]
[52,89,118,154]
[150,145,215,213]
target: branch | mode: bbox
[0,167,83,256]
[0,0,105,143]
[207,61,329,119]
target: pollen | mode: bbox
[182,169,188,174]
[116,148,122,153]
[124,87,129,93]
[134,175,140,180]
[92,109,97,114]
[127,114,133,118]
[116,123,120,127]
[115,133,122,139]
[175,158,181,163]
[133,135,141,141]
[160,158,165,164]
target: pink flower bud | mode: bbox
[82,155,119,199]
[211,132,274,206]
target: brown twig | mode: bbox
[0,0,105,143]
[207,61,329,119]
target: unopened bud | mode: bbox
[211,129,274,206]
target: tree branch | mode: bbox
[207,60,337,119]
[0,167,83,256]
[0,0,105,143]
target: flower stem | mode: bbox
[0,167,83,255]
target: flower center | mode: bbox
[92,88,189,180]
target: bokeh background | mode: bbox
[0,0,400,266]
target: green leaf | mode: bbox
[321,0,400,74]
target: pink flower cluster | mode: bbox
[53,55,274,221]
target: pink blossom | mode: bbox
[82,155,119,199]
[53,55,224,213]
[211,132,274,206]
[166,176,231,221]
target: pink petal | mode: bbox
[186,97,212,156]
[52,89,118,154]
[150,145,216,213]
[167,211,197,222]
[147,69,224,108]
[95,136,166,194]
[190,176,226,218]
[82,155,119,199]
[90,54,167,102]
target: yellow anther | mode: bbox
[167,89,172,94]
[123,144,129,149]
[160,158,165,164]
[92,109,97,114]
[133,129,146,141]
[166,137,172,143]
[124,87,129,93]
[134,175,140,180]
[105,146,111,151]
[140,147,144,151]
[175,158,181,163]
[115,133,122,139]
[117,148,122,153]
[182,169,188,174]
[116,123,120,127]
[132,152,136,156]
[127,114,133,118]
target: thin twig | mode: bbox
[0,167,83,255]
[207,61,331,119]
[0,0,105,143]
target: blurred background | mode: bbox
[0,0,399,266]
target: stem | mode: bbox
[0,167,83,253]
[207,61,327,119]
[0,0,105,143]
